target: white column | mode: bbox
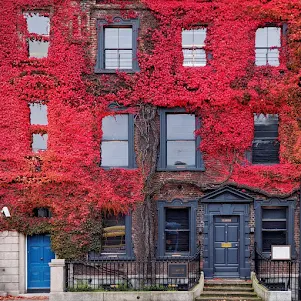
[49,259,66,293]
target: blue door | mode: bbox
[27,234,55,290]
[213,216,240,277]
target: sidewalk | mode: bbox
[0,294,49,301]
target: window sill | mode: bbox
[88,254,135,261]
[101,166,137,170]
[157,166,205,172]
[156,254,196,260]
[95,68,139,74]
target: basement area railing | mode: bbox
[65,252,201,292]
[254,245,301,301]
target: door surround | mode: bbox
[201,186,253,279]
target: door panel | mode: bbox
[27,234,55,290]
[213,216,240,277]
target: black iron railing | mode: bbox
[66,253,201,292]
[254,245,301,300]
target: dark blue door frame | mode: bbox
[27,234,55,291]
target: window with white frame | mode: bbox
[101,114,135,168]
[24,11,50,59]
[255,27,281,66]
[182,28,207,67]
[29,103,48,153]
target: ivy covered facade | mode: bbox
[1,0,301,293]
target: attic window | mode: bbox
[24,11,50,58]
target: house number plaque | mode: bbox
[221,242,232,248]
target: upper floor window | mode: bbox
[255,27,281,66]
[95,18,139,73]
[182,28,207,67]
[158,109,204,171]
[100,114,135,168]
[29,102,48,153]
[24,12,50,58]
[252,114,279,164]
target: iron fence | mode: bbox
[65,253,201,292]
[254,246,301,300]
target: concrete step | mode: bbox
[196,297,262,301]
[204,282,252,287]
[201,291,258,297]
[203,286,254,292]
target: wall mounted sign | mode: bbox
[221,219,232,222]
[271,245,291,260]
[168,263,188,278]
[221,242,232,248]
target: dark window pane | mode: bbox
[32,133,48,152]
[29,103,48,125]
[28,40,49,58]
[167,114,195,140]
[24,12,50,35]
[262,221,286,230]
[167,141,195,166]
[262,208,286,219]
[101,141,128,166]
[102,214,126,254]
[166,208,189,230]
[165,231,189,252]
[262,231,286,252]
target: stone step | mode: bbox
[201,291,258,297]
[203,286,254,292]
[196,297,262,301]
[204,282,252,287]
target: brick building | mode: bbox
[0,0,301,295]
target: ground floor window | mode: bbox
[262,207,287,252]
[89,212,133,260]
[255,199,295,256]
[157,199,197,258]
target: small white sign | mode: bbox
[271,245,291,260]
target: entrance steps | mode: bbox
[196,280,262,301]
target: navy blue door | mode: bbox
[213,216,239,277]
[27,234,55,290]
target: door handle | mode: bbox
[40,257,44,261]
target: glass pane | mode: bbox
[24,12,50,35]
[119,50,133,69]
[193,28,206,46]
[193,49,206,66]
[255,49,268,66]
[119,28,132,49]
[254,114,278,125]
[182,30,194,47]
[262,231,286,252]
[167,114,195,139]
[165,231,189,252]
[29,103,48,125]
[267,27,281,47]
[262,221,286,230]
[183,49,194,66]
[167,141,195,167]
[102,213,126,254]
[105,50,118,69]
[255,27,268,47]
[166,208,189,230]
[262,208,286,219]
[102,115,128,140]
[267,49,279,66]
[105,28,119,48]
[32,133,48,152]
[28,40,49,58]
[101,141,128,166]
